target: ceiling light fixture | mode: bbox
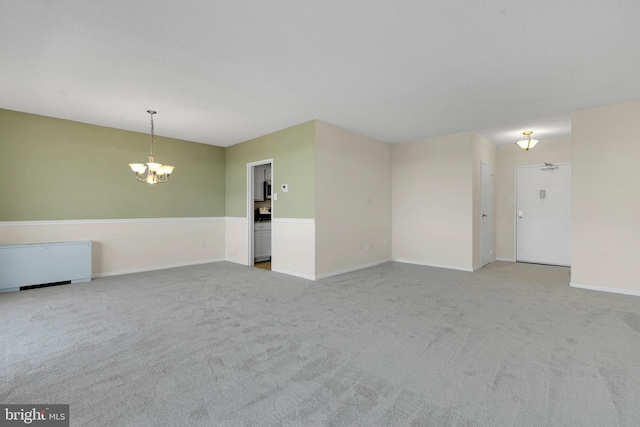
[128,110,175,184]
[516,131,539,151]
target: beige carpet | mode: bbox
[2,261,640,426]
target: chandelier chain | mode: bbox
[148,110,156,156]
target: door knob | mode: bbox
[482,214,487,217]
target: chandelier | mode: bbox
[128,110,175,184]
[515,131,538,151]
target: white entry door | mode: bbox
[481,162,492,266]
[516,163,571,266]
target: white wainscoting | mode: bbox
[0,218,225,278]
[225,217,249,266]
[1,217,321,281]
[271,218,315,280]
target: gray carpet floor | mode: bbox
[2,261,640,426]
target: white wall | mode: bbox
[0,218,225,277]
[571,100,640,295]
[495,137,572,261]
[392,132,474,271]
[471,133,497,269]
[314,122,392,278]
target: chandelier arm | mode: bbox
[133,172,148,183]
[132,170,170,184]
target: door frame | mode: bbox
[513,161,571,265]
[480,162,493,267]
[246,159,273,266]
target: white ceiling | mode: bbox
[2,0,640,147]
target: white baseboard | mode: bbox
[496,257,515,262]
[92,258,225,279]
[569,282,640,297]
[315,259,392,280]
[270,268,315,281]
[225,259,250,267]
[472,258,502,271]
[392,258,474,272]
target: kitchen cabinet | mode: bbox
[254,166,266,201]
[254,222,271,262]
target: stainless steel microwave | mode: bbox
[264,180,272,199]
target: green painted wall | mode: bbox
[0,109,225,220]
[225,121,315,218]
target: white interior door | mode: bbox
[516,163,571,266]
[481,162,492,266]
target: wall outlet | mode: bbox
[201,240,206,248]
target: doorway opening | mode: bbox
[254,260,271,270]
[247,160,273,270]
